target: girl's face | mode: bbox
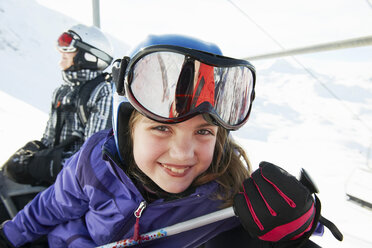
[132,114,218,194]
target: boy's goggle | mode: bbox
[121,45,256,130]
[57,32,113,63]
[57,32,79,52]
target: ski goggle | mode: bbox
[57,32,113,63]
[120,45,256,130]
[57,32,79,52]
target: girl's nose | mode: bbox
[168,134,195,161]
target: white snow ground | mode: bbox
[1,0,372,247]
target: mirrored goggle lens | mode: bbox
[127,51,255,128]
[57,32,76,52]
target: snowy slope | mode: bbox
[1,0,372,247]
[235,59,372,247]
[0,0,129,113]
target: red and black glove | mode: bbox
[234,161,343,246]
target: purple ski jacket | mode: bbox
[3,129,240,247]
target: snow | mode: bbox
[1,0,372,247]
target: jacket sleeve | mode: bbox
[2,152,89,247]
[84,81,113,139]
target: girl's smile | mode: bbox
[160,162,194,177]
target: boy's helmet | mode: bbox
[112,34,256,162]
[57,24,113,71]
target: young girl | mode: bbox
[0,34,337,248]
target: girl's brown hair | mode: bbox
[123,111,251,207]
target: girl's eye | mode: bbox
[152,126,169,132]
[197,129,214,136]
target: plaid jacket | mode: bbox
[41,73,112,159]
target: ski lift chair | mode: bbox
[0,169,46,223]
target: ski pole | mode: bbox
[96,206,236,248]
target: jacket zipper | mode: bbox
[133,201,147,241]
[109,201,147,243]
[134,201,147,218]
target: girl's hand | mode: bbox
[233,161,317,243]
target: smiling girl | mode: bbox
[0,34,339,248]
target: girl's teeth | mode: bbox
[163,164,188,174]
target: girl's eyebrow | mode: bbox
[141,117,217,128]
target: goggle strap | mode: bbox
[74,40,113,64]
[115,56,130,95]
